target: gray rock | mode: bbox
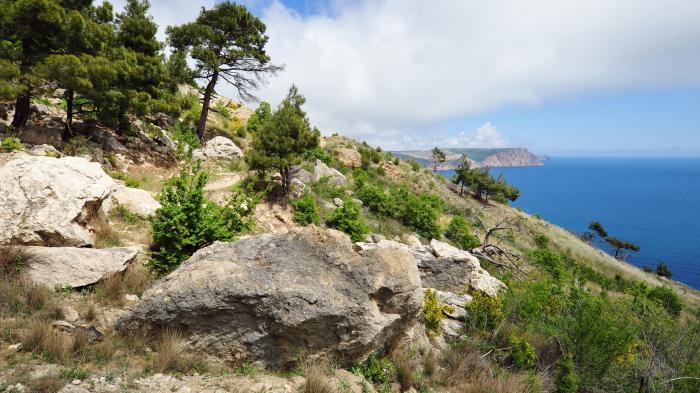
[356,240,437,265]
[290,178,306,199]
[401,233,422,248]
[18,125,62,147]
[313,160,346,186]
[7,343,22,352]
[291,166,313,184]
[28,144,61,157]
[23,246,138,288]
[0,154,115,247]
[371,234,386,243]
[202,136,243,160]
[107,185,161,218]
[333,197,344,207]
[116,227,422,369]
[430,239,480,265]
[60,304,80,322]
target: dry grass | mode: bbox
[150,327,186,373]
[441,344,533,393]
[27,375,65,393]
[84,304,97,322]
[392,350,416,392]
[22,318,71,364]
[422,348,439,379]
[304,360,337,393]
[93,219,122,248]
[95,273,125,305]
[122,264,154,296]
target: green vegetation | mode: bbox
[247,86,320,196]
[508,335,537,370]
[167,2,281,140]
[445,214,480,250]
[0,136,22,152]
[423,289,454,336]
[465,291,504,333]
[555,353,578,393]
[451,157,519,203]
[655,261,673,278]
[148,161,257,274]
[326,200,369,242]
[291,194,320,226]
[588,221,640,260]
[246,101,272,134]
[352,352,396,392]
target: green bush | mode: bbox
[170,121,200,156]
[408,160,421,171]
[534,234,549,249]
[509,335,537,370]
[646,286,682,318]
[445,215,480,250]
[352,352,396,388]
[302,146,332,165]
[423,289,454,336]
[0,136,22,152]
[355,183,396,217]
[291,194,320,226]
[327,200,369,242]
[555,353,578,393]
[529,249,566,281]
[391,187,442,239]
[148,161,257,274]
[465,291,503,333]
[312,176,346,200]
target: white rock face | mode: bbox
[430,239,480,265]
[22,246,138,288]
[313,159,347,185]
[200,136,243,160]
[28,144,61,157]
[108,186,161,218]
[0,154,115,247]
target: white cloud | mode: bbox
[126,0,700,149]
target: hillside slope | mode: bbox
[394,147,543,168]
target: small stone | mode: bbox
[124,294,139,302]
[7,343,22,352]
[333,197,344,207]
[61,305,80,322]
[72,379,82,385]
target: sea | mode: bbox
[438,156,700,290]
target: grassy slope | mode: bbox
[324,135,700,312]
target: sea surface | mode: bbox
[438,157,700,290]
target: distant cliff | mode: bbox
[392,147,544,169]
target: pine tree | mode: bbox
[167,1,282,140]
[247,86,319,196]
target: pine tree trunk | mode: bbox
[460,183,464,196]
[11,89,31,131]
[197,71,219,142]
[63,89,74,140]
[117,102,129,135]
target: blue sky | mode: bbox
[118,0,700,154]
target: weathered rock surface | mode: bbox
[116,227,422,368]
[333,148,362,167]
[0,154,115,247]
[107,185,161,218]
[195,136,243,160]
[313,159,347,185]
[19,125,63,147]
[22,246,138,288]
[356,239,505,296]
[28,144,62,157]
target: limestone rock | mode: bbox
[61,304,80,322]
[356,240,437,265]
[28,144,61,157]
[108,185,161,218]
[22,246,138,288]
[18,125,62,147]
[333,197,344,207]
[201,136,243,160]
[290,178,306,198]
[116,227,422,369]
[430,239,480,265]
[401,233,422,248]
[333,148,362,167]
[0,154,115,247]
[312,159,346,186]
[291,167,313,184]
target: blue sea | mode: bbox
[439,157,700,290]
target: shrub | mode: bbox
[423,289,454,336]
[465,291,503,333]
[408,160,421,171]
[327,201,369,242]
[534,234,549,249]
[352,352,396,388]
[170,121,200,157]
[509,335,537,370]
[529,249,566,281]
[0,136,22,152]
[391,187,442,239]
[148,161,257,274]
[555,353,578,393]
[291,194,320,226]
[150,328,185,373]
[655,262,673,278]
[445,215,480,250]
[355,183,396,217]
[646,286,682,317]
[302,146,332,165]
[312,176,346,200]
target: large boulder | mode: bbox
[197,136,243,160]
[333,148,362,168]
[18,125,62,147]
[0,154,115,247]
[313,159,347,186]
[107,185,161,218]
[116,227,422,368]
[22,246,138,288]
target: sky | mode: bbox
[111,0,700,154]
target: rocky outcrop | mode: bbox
[312,159,347,186]
[193,136,243,160]
[0,154,115,247]
[22,246,138,288]
[106,186,161,218]
[116,227,422,368]
[333,148,362,167]
[393,147,543,168]
[480,148,543,167]
[357,239,505,297]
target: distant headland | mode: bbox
[392,147,545,169]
